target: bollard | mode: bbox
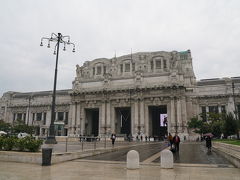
[127,150,139,169]
[104,137,106,148]
[65,137,68,152]
[81,141,83,151]
[160,149,173,169]
[42,148,52,166]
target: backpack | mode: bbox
[175,136,180,143]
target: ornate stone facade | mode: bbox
[0,50,239,140]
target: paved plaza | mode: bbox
[0,159,239,180]
[0,142,239,180]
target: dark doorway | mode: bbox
[115,107,131,136]
[85,108,99,136]
[149,105,167,140]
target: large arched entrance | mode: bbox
[148,105,167,140]
[85,108,99,136]
[115,107,131,137]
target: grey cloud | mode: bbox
[0,0,240,96]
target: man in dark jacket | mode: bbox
[111,133,116,146]
[173,133,181,152]
[205,136,212,152]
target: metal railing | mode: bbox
[43,136,154,153]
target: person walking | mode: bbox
[111,133,116,147]
[173,133,180,152]
[168,133,173,149]
[145,135,148,141]
[205,135,212,152]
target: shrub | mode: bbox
[0,136,43,152]
[16,138,27,151]
[0,136,3,150]
[2,137,17,151]
[23,137,43,152]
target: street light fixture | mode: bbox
[40,33,75,144]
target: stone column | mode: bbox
[167,102,171,134]
[31,113,35,125]
[140,100,145,134]
[111,105,115,134]
[101,101,106,135]
[144,104,149,136]
[177,98,182,132]
[170,97,175,133]
[80,106,85,135]
[39,128,43,136]
[206,106,209,113]
[76,103,81,134]
[181,97,187,133]
[218,106,222,113]
[71,103,77,134]
[46,110,51,126]
[55,111,58,121]
[134,100,139,135]
[131,103,135,135]
[227,96,235,115]
[106,101,111,133]
[26,107,29,124]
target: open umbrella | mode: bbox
[203,133,213,137]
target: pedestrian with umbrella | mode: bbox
[204,133,213,152]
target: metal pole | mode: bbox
[45,33,61,144]
[82,141,84,151]
[104,137,106,148]
[65,137,68,152]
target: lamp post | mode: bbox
[40,33,75,144]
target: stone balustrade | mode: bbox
[213,142,240,168]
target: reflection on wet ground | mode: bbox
[82,142,167,162]
[153,142,232,165]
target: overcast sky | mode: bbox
[0,0,240,96]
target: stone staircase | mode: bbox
[213,142,240,168]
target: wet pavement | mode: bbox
[82,142,232,166]
[153,142,232,165]
[0,160,239,180]
[0,142,239,179]
[49,140,155,153]
[83,142,167,162]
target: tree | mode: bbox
[223,113,238,137]
[0,120,11,133]
[12,119,35,135]
[187,116,204,134]
[188,112,239,139]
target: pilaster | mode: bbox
[170,97,175,132]
[76,103,81,134]
[134,99,139,134]
[177,97,182,132]
[140,99,145,133]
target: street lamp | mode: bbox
[40,33,75,144]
